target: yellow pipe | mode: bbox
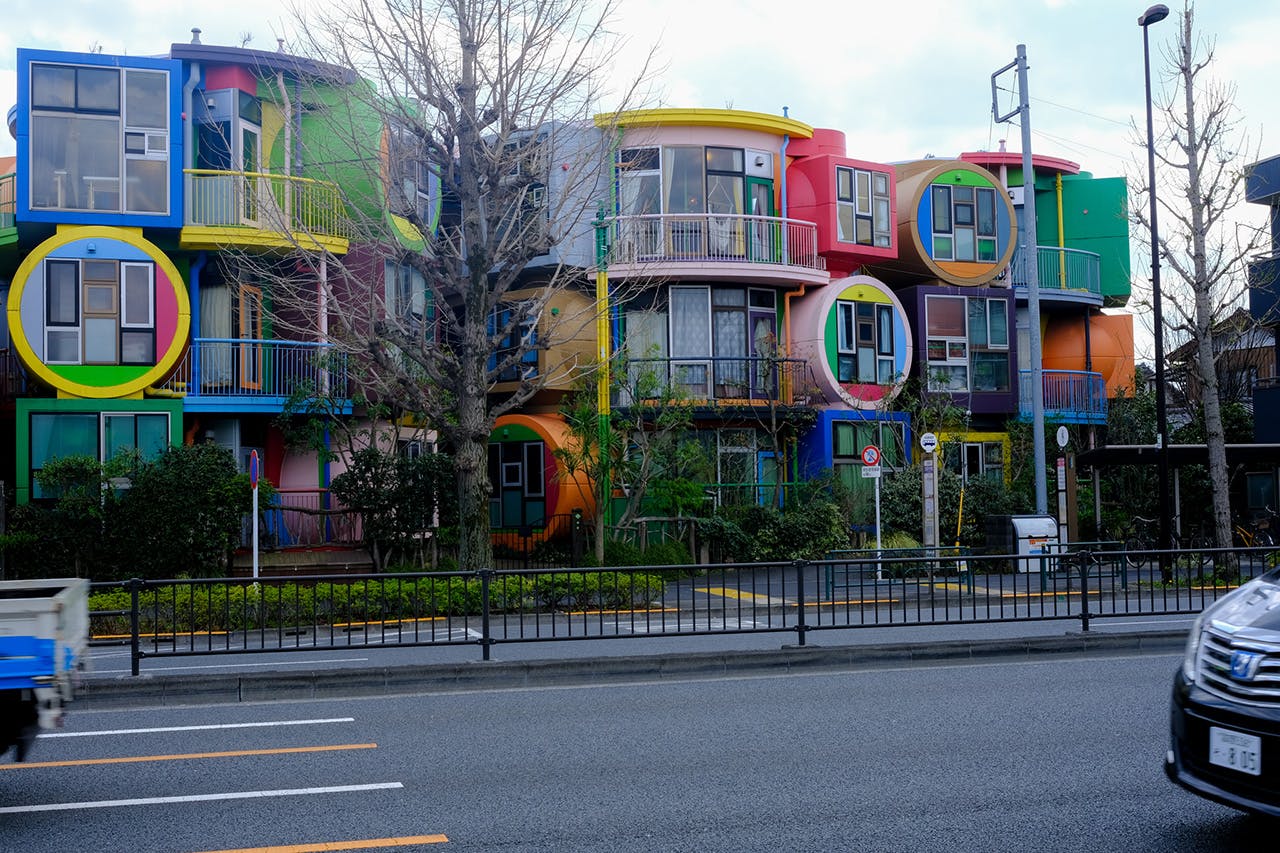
[1056,173,1066,289]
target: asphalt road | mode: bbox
[6,646,1276,852]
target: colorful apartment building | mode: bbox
[0,34,1137,545]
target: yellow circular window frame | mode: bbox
[6,227,191,399]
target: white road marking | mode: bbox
[0,783,404,814]
[40,717,356,739]
[90,657,370,674]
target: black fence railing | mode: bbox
[88,545,1276,675]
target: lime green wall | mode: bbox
[14,398,184,504]
[1034,175,1131,305]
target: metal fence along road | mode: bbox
[87,546,1275,675]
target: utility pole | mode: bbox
[992,44,1049,515]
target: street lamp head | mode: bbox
[1139,4,1169,27]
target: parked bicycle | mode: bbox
[1234,508,1276,549]
[1112,515,1211,570]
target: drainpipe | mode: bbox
[782,283,806,358]
[189,251,207,397]
[319,255,330,396]
[780,117,790,266]
[607,127,623,355]
[182,55,201,225]
[278,72,293,224]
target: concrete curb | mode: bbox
[74,629,1188,709]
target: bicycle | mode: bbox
[1234,509,1275,549]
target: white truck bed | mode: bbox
[0,578,90,720]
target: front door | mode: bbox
[239,124,262,225]
[746,177,776,262]
[238,284,264,390]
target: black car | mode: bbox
[1167,566,1280,815]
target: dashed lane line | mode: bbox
[0,782,404,815]
[41,718,356,739]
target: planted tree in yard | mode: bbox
[1135,2,1267,550]
[246,0,654,572]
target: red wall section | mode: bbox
[205,65,257,94]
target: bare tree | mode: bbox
[1134,1,1266,550]
[247,0,652,570]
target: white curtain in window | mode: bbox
[200,282,233,385]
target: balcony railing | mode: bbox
[0,172,14,231]
[1019,369,1107,424]
[1008,246,1101,296]
[159,338,349,400]
[609,214,823,272]
[615,356,819,407]
[0,348,29,402]
[185,169,351,240]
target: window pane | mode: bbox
[932,234,953,260]
[837,204,855,242]
[837,303,854,352]
[32,65,75,109]
[47,261,78,324]
[749,289,775,309]
[876,306,894,356]
[955,203,974,226]
[524,442,545,497]
[837,168,853,202]
[873,198,891,235]
[76,67,120,112]
[85,284,115,313]
[833,423,858,457]
[126,157,168,213]
[664,147,704,213]
[31,413,98,466]
[926,296,965,336]
[713,288,745,306]
[977,188,996,236]
[856,171,871,214]
[125,70,167,128]
[988,301,1009,347]
[46,330,80,362]
[123,265,152,325]
[954,186,974,203]
[619,147,659,171]
[856,217,872,244]
[955,227,975,261]
[83,260,116,282]
[121,330,154,364]
[32,115,121,211]
[84,317,118,363]
[137,415,169,459]
[873,171,889,195]
[968,298,988,346]
[103,414,135,459]
[670,287,710,357]
[931,186,951,232]
[706,173,742,215]
[972,352,1010,392]
[706,147,743,173]
[878,358,895,384]
[857,347,874,382]
[978,238,997,262]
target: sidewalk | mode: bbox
[76,617,1190,710]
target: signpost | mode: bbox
[862,445,883,579]
[250,450,260,581]
[919,433,939,550]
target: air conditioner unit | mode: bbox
[1007,186,1025,206]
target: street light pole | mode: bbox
[1140,3,1171,572]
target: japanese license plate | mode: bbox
[1209,726,1262,776]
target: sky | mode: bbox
[1,0,1275,355]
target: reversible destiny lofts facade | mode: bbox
[0,36,1136,541]
[0,39,412,540]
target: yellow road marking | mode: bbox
[2,743,377,771]
[699,586,787,604]
[823,599,899,606]
[193,835,450,852]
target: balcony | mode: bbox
[1008,246,1102,303]
[1248,252,1280,324]
[181,170,351,253]
[608,214,827,285]
[158,338,350,412]
[0,348,29,404]
[0,172,15,245]
[615,357,819,408]
[1018,369,1107,425]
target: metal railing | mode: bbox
[610,213,823,272]
[1018,369,1107,423]
[159,338,349,399]
[89,545,1274,674]
[491,513,586,570]
[0,348,29,402]
[184,169,351,240]
[249,489,362,549]
[616,356,819,406]
[1009,245,1102,296]
[0,172,14,231]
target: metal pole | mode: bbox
[1141,5,1172,576]
[1015,45,1049,515]
[594,206,613,530]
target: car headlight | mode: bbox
[1182,609,1207,682]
